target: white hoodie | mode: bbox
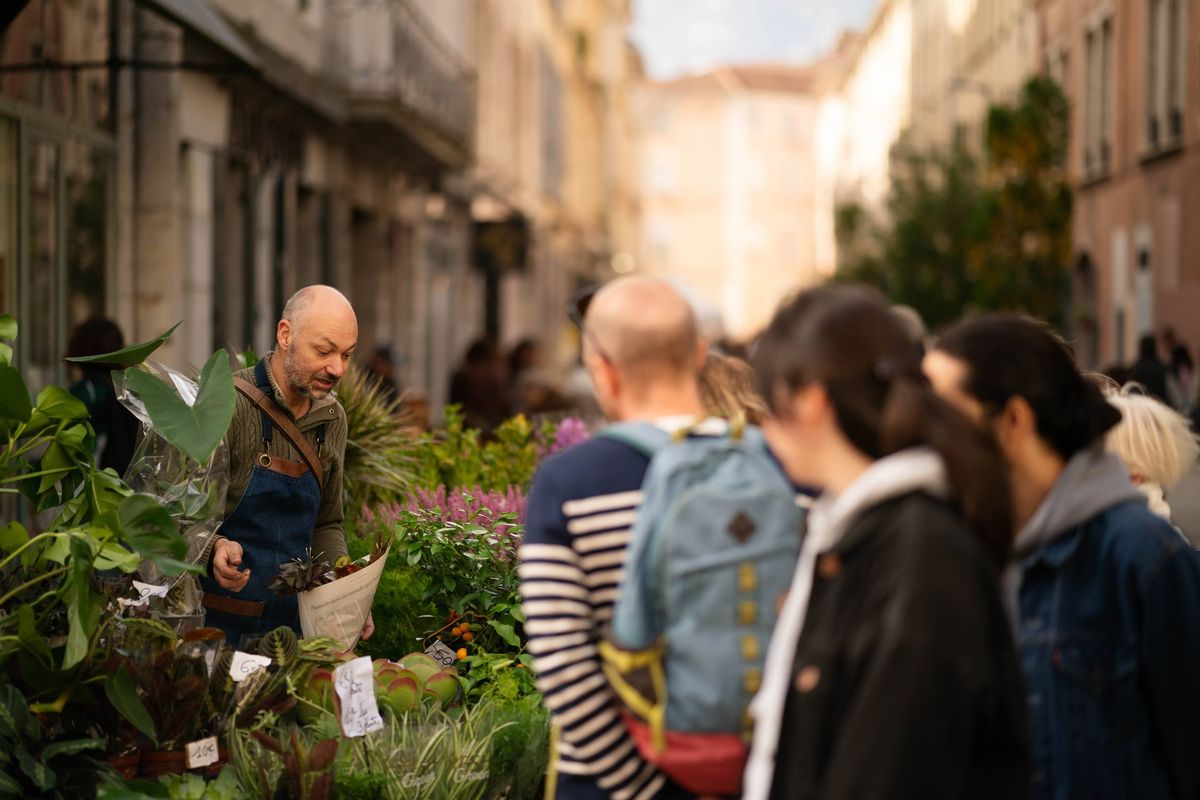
[742,448,951,800]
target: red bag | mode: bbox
[621,710,748,797]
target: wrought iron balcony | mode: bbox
[328,0,476,173]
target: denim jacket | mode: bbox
[1015,500,1200,800]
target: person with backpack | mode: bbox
[599,387,811,796]
[743,285,1031,800]
[518,276,707,800]
[925,315,1200,800]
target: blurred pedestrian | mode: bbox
[65,317,140,475]
[1161,326,1194,405]
[926,315,1200,800]
[519,276,704,800]
[449,337,510,432]
[744,285,1029,800]
[1129,333,1169,403]
[363,344,400,405]
[698,351,767,423]
[1104,385,1199,521]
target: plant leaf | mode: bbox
[17,748,55,790]
[123,350,234,464]
[65,321,181,366]
[94,541,142,572]
[0,314,15,341]
[0,365,31,423]
[117,494,196,577]
[306,738,338,772]
[38,442,73,494]
[34,386,89,422]
[41,738,104,761]
[0,685,37,740]
[0,521,28,553]
[0,769,21,795]
[487,620,521,648]
[63,537,101,670]
[105,666,158,746]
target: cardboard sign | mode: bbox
[424,639,457,669]
[229,651,271,682]
[185,736,219,769]
[334,656,384,737]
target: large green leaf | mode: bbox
[93,541,141,572]
[117,494,196,577]
[104,666,158,746]
[0,315,15,367]
[62,537,100,670]
[38,442,73,495]
[123,350,235,465]
[0,684,37,740]
[34,386,88,422]
[0,768,21,794]
[16,748,55,790]
[0,365,31,423]
[41,738,103,761]
[0,521,28,554]
[16,605,51,666]
[65,321,181,366]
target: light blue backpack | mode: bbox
[597,419,807,795]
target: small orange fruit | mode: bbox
[456,648,468,660]
[462,632,474,642]
[451,626,462,637]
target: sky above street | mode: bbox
[631,0,879,79]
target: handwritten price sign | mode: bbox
[185,736,219,769]
[334,656,384,737]
[229,651,272,682]
[424,640,457,668]
[118,581,169,608]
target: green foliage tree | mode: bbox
[839,76,1073,329]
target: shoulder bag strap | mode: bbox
[233,377,325,493]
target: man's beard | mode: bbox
[283,348,338,399]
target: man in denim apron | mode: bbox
[200,285,374,646]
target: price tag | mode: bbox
[424,639,457,668]
[185,736,219,769]
[204,648,218,677]
[118,581,170,608]
[229,651,271,682]
[334,656,384,737]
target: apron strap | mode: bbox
[235,373,326,493]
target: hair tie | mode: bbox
[873,357,922,385]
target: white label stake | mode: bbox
[334,655,384,737]
[185,736,219,769]
[229,651,271,682]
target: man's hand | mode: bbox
[212,538,250,591]
[360,612,375,641]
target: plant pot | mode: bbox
[107,751,141,780]
[139,744,228,778]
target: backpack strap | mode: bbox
[597,421,675,458]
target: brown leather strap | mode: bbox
[234,377,325,492]
[203,591,265,618]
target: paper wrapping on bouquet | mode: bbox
[298,548,389,651]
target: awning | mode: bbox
[136,0,260,70]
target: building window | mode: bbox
[1084,16,1113,178]
[1146,0,1186,151]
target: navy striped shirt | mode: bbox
[519,435,666,800]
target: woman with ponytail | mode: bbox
[743,285,1030,800]
[926,315,1200,800]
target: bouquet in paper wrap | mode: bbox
[271,531,392,651]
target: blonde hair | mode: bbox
[699,352,767,424]
[1104,385,1199,488]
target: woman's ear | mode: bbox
[994,395,1035,453]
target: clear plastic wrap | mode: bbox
[115,360,230,620]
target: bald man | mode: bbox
[201,285,373,645]
[519,277,704,800]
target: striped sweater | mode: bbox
[519,435,667,800]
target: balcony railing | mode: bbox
[327,0,475,158]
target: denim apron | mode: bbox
[200,360,325,645]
